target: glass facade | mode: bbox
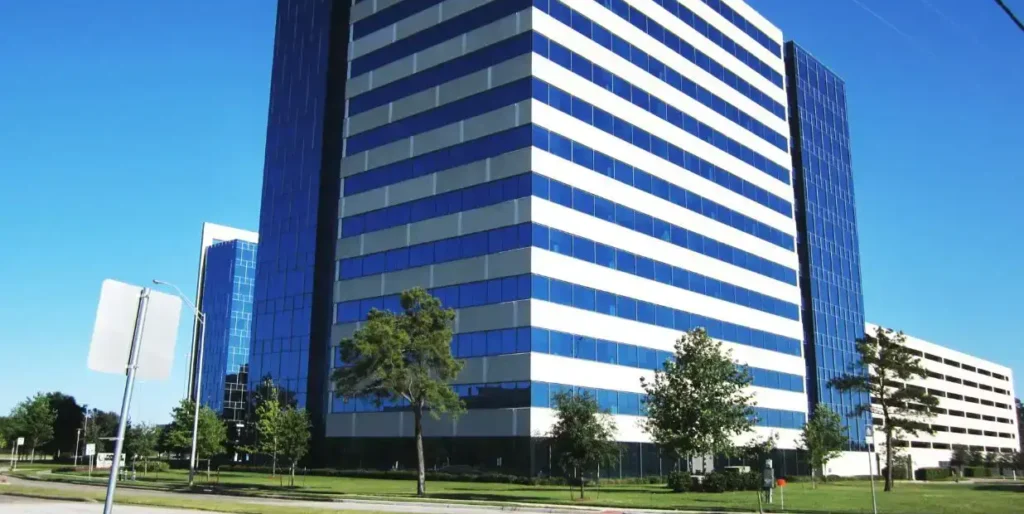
[785,42,870,450]
[199,240,257,421]
[249,0,349,419]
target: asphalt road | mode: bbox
[0,496,214,514]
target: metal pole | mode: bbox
[188,313,207,486]
[102,288,150,514]
[868,442,876,514]
[74,429,81,467]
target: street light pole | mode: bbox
[74,429,82,467]
[152,279,206,487]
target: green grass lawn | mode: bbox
[0,484,389,514]
[24,468,1023,514]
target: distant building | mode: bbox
[191,223,258,422]
[866,323,1018,471]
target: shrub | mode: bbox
[963,466,993,478]
[738,471,761,491]
[142,460,170,473]
[667,471,691,492]
[701,472,728,493]
[915,467,952,481]
[881,465,909,481]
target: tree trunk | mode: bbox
[884,431,894,492]
[207,459,211,482]
[290,463,295,487]
[414,405,426,497]
[30,447,36,463]
[811,467,816,489]
[272,446,277,476]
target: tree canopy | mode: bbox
[641,328,754,464]
[124,422,159,469]
[799,404,847,486]
[250,379,284,475]
[9,393,57,461]
[84,408,120,452]
[549,391,618,499]
[333,288,464,496]
[277,407,311,486]
[164,399,226,484]
[830,326,938,492]
[42,392,85,458]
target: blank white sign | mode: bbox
[87,279,182,381]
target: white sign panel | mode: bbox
[87,280,182,380]
[85,443,96,456]
[95,453,123,470]
[16,437,24,446]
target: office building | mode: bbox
[247,0,351,445]
[784,42,871,472]
[327,0,806,476]
[198,238,259,421]
[189,223,259,402]
[865,324,1018,471]
[251,0,1021,477]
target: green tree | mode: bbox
[124,422,159,474]
[165,399,226,485]
[84,408,120,452]
[983,451,998,469]
[1011,450,1023,472]
[333,288,465,497]
[41,392,85,458]
[277,407,310,486]
[966,447,983,466]
[0,416,10,449]
[640,328,754,468]
[830,326,938,492]
[951,445,970,479]
[249,378,283,475]
[10,393,57,461]
[798,405,848,487]
[548,391,618,499]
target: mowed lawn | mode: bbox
[37,469,1024,514]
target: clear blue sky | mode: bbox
[1,0,1021,424]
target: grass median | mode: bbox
[0,484,388,514]
[19,468,1024,513]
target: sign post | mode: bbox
[12,437,24,470]
[866,427,878,514]
[86,444,96,478]
[87,280,181,513]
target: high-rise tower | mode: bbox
[785,41,870,450]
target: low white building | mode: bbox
[866,323,1018,471]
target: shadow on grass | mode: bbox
[971,483,1024,493]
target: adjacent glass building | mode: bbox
[248,0,351,446]
[785,42,870,450]
[198,239,258,422]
